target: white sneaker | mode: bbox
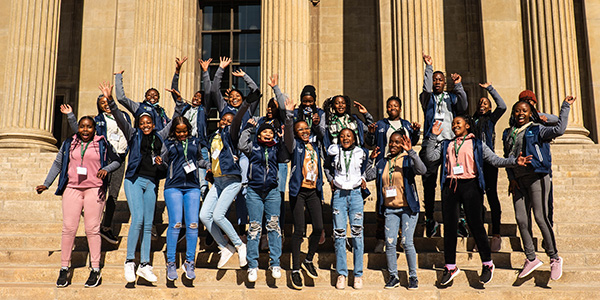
[218,244,236,268]
[374,239,385,253]
[136,264,158,283]
[248,268,258,282]
[236,243,248,267]
[270,266,282,279]
[124,262,136,283]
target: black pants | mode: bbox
[290,188,324,270]
[483,162,501,235]
[102,154,127,229]
[420,146,442,220]
[442,178,491,264]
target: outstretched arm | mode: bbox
[60,104,79,134]
[480,83,507,123]
[101,81,135,141]
[539,97,575,141]
[114,70,140,114]
[451,73,468,113]
[210,57,231,113]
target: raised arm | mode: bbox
[210,57,232,113]
[199,58,213,109]
[364,147,380,182]
[283,98,295,154]
[451,73,468,113]
[539,97,574,141]
[114,71,140,114]
[60,104,78,134]
[101,81,135,140]
[425,121,443,162]
[233,69,259,93]
[238,126,254,156]
[480,83,507,123]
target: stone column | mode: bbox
[0,0,62,151]
[260,0,310,113]
[379,0,445,124]
[523,0,592,143]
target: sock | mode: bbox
[92,268,100,272]
[61,266,69,271]
[140,262,150,267]
[482,261,494,267]
[292,270,300,274]
[445,264,457,270]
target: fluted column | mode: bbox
[129,0,196,115]
[0,0,62,151]
[379,0,445,124]
[523,0,592,143]
[260,0,310,113]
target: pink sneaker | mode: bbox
[550,257,563,280]
[518,257,543,278]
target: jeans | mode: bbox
[200,175,243,248]
[124,175,157,263]
[332,188,364,277]
[164,188,201,263]
[290,188,323,270]
[384,207,418,278]
[277,163,288,226]
[246,187,282,269]
[199,147,209,200]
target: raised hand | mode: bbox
[451,73,462,84]
[399,135,412,151]
[565,95,577,105]
[368,123,377,134]
[479,82,491,89]
[353,101,368,114]
[175,56,188,73]
[411,122,421,132]
[165,88,182,101]
[59,104,72,115]
[516,152,533,166]
[247,118,257,127]
[198,58,212,72]
[268,74,278,88]
[370,146,380,159]
[35,185,48,194]
[360,178,367,189]
[219,56,232,69]
[422,53,433,66]
[284,97,296,111]
[278,125,284,139]
[97,170,108,180]
[224,88,232,102]
[98,81,114,99]
[113,69,124,75]
[432,120,443,135]
[154,156,163,165]
[232,69,246,77]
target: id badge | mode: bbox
[385,186,397,198]
[109,133,120,141]
[183,160,197,174]
[306,171,317,182]
[341,182,354,190]
[211,149,221,160]
[77,166,88,175]
[152,155,157,165]
[453,165,464,175]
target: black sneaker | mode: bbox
[100,228,118,244]
[291,271,303,290]
[408,276,418,290]
[301,260,318,279]
[384,275,400,289]
[84,269,102,288]
[457,218,469,238]
[440,266,460,286]
[56,268,69,288]
[479,263,495,284]
[425,219,439,238]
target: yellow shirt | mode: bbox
[211,132,224,177]
[301,143,318,189]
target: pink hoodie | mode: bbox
[445,133,477,179]
[67,135,105,189]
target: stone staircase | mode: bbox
[0,145,599,299]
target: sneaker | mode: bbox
[301,260,319,279]
[166,262,178,281]
[181,260,196,280]
[84,269,101,288]
[319,229,326,245]
[374,239,385,253]
[479,263,495,284]
[550,257,563,281]
[56,268,69,288]
[518,257,543,278]
[425,219,439,238]
[124,261,136,283]
[247,268,258,282]
[408,276,419,290]
[177,227,187,244]
[490,236,502,252]
[270,266,282,279]
[440,266,460,285]
[353,276,363,289]
[100,228,119,244]
[336,275,346,290]
[236,243,248,267]
[384,275,400,289]
[137,264,158,282]
[218,244,236,268]
[260,234,269,250]
[291,271,303,289]
[457,218,469,238]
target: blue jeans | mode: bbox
[164,188,201,263]
[384,207,418,278]
[124,175,156,263]
[277,163,288,226]
[200,175,243,248]
[199,147,209,200]
[246,187,282,269]
[332,188,364,277]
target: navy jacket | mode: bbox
[207,127,242,177]
[115,73,170,131]
[289,138,324,198]
[502,125,552,177]
[161,137,203,189]
[366,118,420,163]
[171,72,209,148]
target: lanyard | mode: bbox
[510,127,519,145]
[104,113,114,121]
[343,149,351,179]
[182,139,189,161]
[80,141,92,165]
[264,147,269,170]
[453,137,467,166]
[306,144,316,163]
[388,156,398,186]
[435,93,444,113]
[187,108,198,121]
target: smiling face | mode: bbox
[432,73,446,94]
[388,133,403,156]
[294,121,310,143]
[174,123,189,141]
[219,113,234,129]
[258,128,274,143]
[138,115,155,135]
[301,95,315,107]
[452,116,470,137]
[78,119,96,142]
[478,97,491,115]
[387,99,401,120]
[266,100,279,119]
[229,90,243,108]
[98,97,111,114]
[191,91,202,107]
[145,89,159,104]
[513,102,532,127]
[333,97,346,114]
[339,128,355,149]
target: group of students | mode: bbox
[36,53,574,290]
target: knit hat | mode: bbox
[300,85,317,100]
[519,90,537,104]
[257,122,275,137]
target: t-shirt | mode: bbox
[211,132,224,177]
[104,113,128,155]
[184,107,199,137]
[301,143,318,189]
[382,153,407,208]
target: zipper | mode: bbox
[169,162,173,179]
[534,144,543,162]
[248,163,253,180]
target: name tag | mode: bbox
[109,133,120,141]
[183,160,197,174]
[453,165,464,175]
[385,186,397,198]
[309,135,316,143]
[211,149,221,160]
[341,182,354,190]
[77,167,87,175]
[306,171,317,182]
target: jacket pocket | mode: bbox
[534,144,543,162]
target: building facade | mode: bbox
[0,0,598,151]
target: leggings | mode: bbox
[483,162,501,235]
[290,188,323,270]
[512,173,558,260]
[102,157,126,228]
[420,146,442,220]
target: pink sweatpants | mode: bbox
[61,187,105,268]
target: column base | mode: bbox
[0,128,58,152]
[554,124,594,144]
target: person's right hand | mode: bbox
[175,56,188,73]
[154,156,163,165]
[60,104,72,115]
[165,88,182,101]
[422,53,433,65]
[368,123,377,134]
[199,58,212,72]
[431,120,443,135]
[479,82,491,89]
[35,185,48,194]
[370,146,380,159]
[247,118,257,127]
[98,81,114,99]
[565,95,577,105]
[219,56,232,69]
[268,74,278,88]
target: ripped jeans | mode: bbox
[332,188,364,277]
[246,187,282,269]
[384,207,418,278]
[164,188,201,263]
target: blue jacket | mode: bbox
[162,137,203,189]
[134,102,170,131]
[438,138,486,191]
[423,92,459,139]
[502,125,552,177]
[124,129,166,180]
[323,114,368,150]
[246,139,281,194]
[207,127,242,177]
[179,104,208,148]
[171,72,209,148]
[367,118,420,162]
[374,155,420,214]
[289,138,323,198]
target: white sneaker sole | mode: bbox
[440,268,460,286]
[518,260,543,278]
